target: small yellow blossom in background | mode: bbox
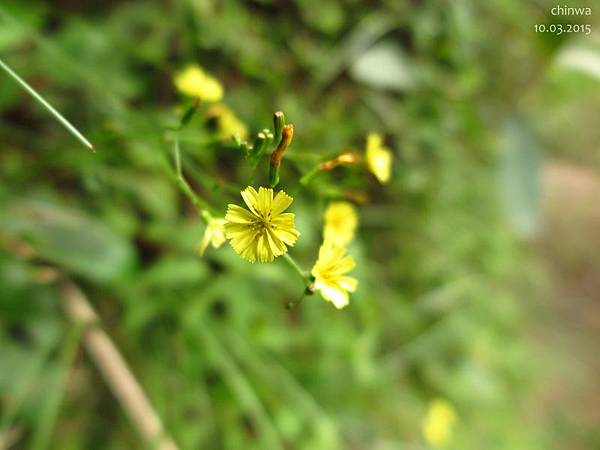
[365,133,392,183]
[206,104,248,141]
[311,242,358,309]
[174,65,224,102]
[320,151,361,171]
[323,201,358,247]
[198,217,227,256]
[422,399,457,448]
[224,186,300,263]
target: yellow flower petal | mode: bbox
[198,229,211,256]
[338,276,358,292]
[323,201,358,247]
[422,399,457,448]
[206,104,248,140]
[198,217,226,256]
[272,191,294,216]
[365,133,393,183]
[224,186,300,263]
[311,242,358,309]
[225,204,257,223]
[367,133,382,150]
[240,186,260,215]
[319,283,350,309]
[174,65,224,102]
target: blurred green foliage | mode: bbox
[0,1,598,449]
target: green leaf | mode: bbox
[298,0,345,35]
[0,21,27,51]
[0,199,136,282]
[139,256,208,288]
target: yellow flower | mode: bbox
[422,399,457,448]
[224,186,300,263]
[311,242,358,309]
[365,133,392,183]
[206,104,248,140]
[323,201,358,247]
[174,65,224,102]
[198,217,227,256]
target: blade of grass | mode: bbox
[222,329,341,447]
[29,324,82,450]
[0,7,160,142]
[177,334,218,447]
[0,56,94,151]
[0,338,58,436]
[196,325,285,450]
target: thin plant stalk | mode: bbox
[283,253,309,283]
[171,136,213,215]
[0,56,94,151]
[60,280,179,450]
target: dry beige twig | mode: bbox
[59,280,179,450]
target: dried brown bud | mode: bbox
[320,150,361,171]
[344,191,369,204]
[337,151,360,164]
[270,124,294,167]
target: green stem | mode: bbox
[283,253,309,284]
[286,291,307,309]
[282,254,316,308]
[0,56,94,151]
[268,163,280,188]
[172,136,214,216]
[299,164,321,186]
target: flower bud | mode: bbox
[273,111,286,144]
[269,124,294,187]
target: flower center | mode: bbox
[252,212,276,232]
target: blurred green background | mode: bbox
[1,1,599,449]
